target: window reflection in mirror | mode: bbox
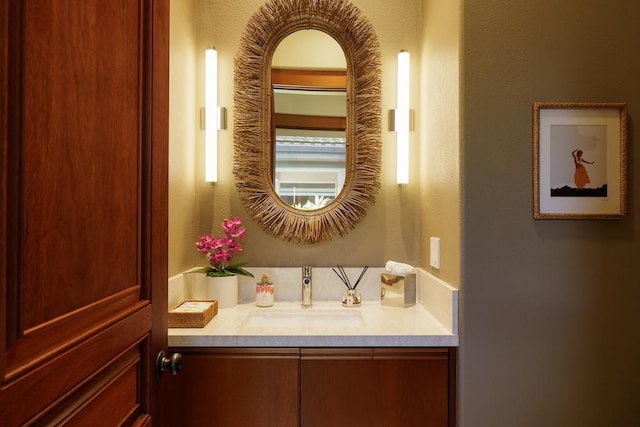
[271,30,347,211]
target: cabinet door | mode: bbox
[301,348,450,427]
[166,348,300,427]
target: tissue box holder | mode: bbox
[381,273,416,308]
[168,300,218,328]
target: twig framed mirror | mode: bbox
[233,0,382,243]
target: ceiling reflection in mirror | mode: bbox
[272,30,347,211]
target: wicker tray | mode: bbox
[168,300,218,328]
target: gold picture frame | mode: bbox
[533,102,628,219]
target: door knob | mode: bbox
[156,351,182,377]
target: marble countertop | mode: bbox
[168,301,458,348]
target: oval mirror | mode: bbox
[234,0,381,243]
[272,30,347,211]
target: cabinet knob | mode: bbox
[156,351,182,377]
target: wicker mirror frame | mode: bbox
[233,0,381,244]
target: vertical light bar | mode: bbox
[205,47,218,183]
[396,50,410,185]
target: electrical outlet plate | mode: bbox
[430,237,441,269]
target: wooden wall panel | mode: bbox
[21,0,141,328]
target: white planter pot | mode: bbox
[205,275,238,308]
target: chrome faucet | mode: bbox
[302,266,312,307]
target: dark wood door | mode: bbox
[0,0,169,425]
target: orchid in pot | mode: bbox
[195,217,254,278]
[195,217,254,307]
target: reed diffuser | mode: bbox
[332,266,368,307]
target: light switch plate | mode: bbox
[430,237,441,269]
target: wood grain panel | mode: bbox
[0,304,150,426]
[274,112,346,131]
[272,68,347,90]
[301,348,449,427]
[34,347,142,426]
[166,348,300,427]
[21,0,141,328]
[63,359,140,426]
[146,0,171,421]
[5,286,141,379]
[2,0,169,424]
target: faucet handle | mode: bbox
[302,266,312,306]
[302,266,312,277]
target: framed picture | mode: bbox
[533,102,628,219]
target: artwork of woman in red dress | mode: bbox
[572,149,594,189]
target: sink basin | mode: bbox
[241,308,365,330]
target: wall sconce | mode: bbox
[204,47,227,183]
[389,50,413,186]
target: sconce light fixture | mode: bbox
[390,50,412,186]
[204,47,227,183]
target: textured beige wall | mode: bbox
[461,1,640,425]
[179,0,428,270]
[420,0,461,288]
[169,0,199,276]
[169,0,462,279]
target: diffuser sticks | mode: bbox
[332,265,368,290]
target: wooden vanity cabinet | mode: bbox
[165,348,300,427]
[165,347,455,427]
[301,348,453,427]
